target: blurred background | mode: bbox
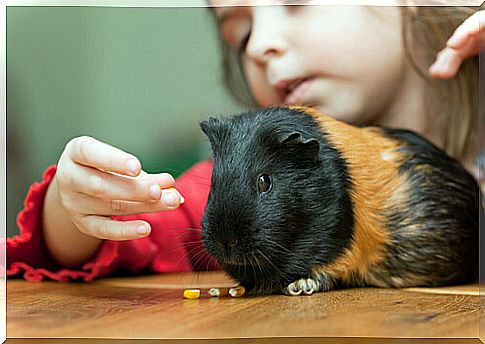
[6,5,244,237]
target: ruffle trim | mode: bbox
[6,243,120,282]
[7,165,58,248]
[6,165,120,282]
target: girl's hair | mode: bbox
[213,6,481,164]
[400,6,480,162]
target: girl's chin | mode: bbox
[311,106,362,125]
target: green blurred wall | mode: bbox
[7,6,244,237]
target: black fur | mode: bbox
[373,127,480,286]
[200,107,354,295]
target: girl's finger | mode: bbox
[71,188,184,216]
[447,10,483,49]
[74,215,152,240]
[428,47,463,79]
[430,10,484,79]
[137,172,185,203]
[67,136,142,177]
[68,162,176,202]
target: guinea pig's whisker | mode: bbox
[257,248,288,280]
[243,254,248,280]
[171,248,198,269]
[197,254,209,272]
[257,258,267,286]
[251,252,264,282]
[247,253,257,280]
[264,239,292,255]
[170,242,207,270]
[169,229,203,241]
[166,228,203,237]
[170,227,202,232]
[190,246,208,262]
[153,243,187,257]
[156,236,204,256]
[201,253,215,273]
[190,247,214,271]
[180,240,204,246]
[257,249,280,272]
[161,228,203,246]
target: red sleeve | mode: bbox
[5,161,219,282]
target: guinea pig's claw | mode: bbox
[286,282,303,296]
[303,279,317,295]
[286,278,319,296]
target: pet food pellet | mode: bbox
[229,286,245,297]
[208,287,229,297]
[183,289,201,299]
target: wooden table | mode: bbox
[6,271,484,343]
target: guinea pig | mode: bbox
[199,106,481,296]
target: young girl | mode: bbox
[6,3,484,282]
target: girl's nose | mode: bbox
[245,7,288,64]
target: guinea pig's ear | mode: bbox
[200,117,223,146]
[280,131,320,159]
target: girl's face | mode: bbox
[211,2,425,129]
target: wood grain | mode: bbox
[7,272,482,341]
[5,339,484,344]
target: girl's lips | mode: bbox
[283,77,314,105]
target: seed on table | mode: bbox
[208,288,229,297]
[183,289,201,299]
[229,286,245,297]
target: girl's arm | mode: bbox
[7,160,218,282]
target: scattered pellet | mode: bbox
[183,289,201,299]
[208,287,229,297]
[229,286,245,297]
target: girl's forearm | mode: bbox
[42,175,103,269]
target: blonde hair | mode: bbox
[214,6,481,164]
[400,6,480,162]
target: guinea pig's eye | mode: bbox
[257,174,272,194]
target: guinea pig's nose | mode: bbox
[228,238,238,248]
[215,238,238,254]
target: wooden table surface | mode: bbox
[6,271,484,343]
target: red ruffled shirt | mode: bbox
[5,160,220,282]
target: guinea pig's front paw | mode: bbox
[284,278,320,296]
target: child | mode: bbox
[6,3,484,282]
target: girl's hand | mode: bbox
[429,10,484,79]
[54,135,185,241]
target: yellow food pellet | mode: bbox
[208,288,229,297]
[183,289,201,299]
[229,286,245,297]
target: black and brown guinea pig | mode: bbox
[199,106,481,296]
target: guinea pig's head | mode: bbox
[200,107,349,294]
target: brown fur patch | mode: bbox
[414,164,433,174]
[290,106,408,286]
